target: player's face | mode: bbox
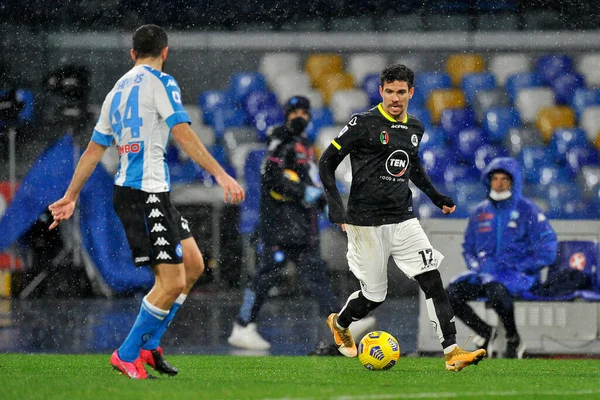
[490,172,513,193]
[379,80,414,119]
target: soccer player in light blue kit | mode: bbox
[48,24,245,379]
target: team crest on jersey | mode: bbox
[411,134,418,147]
[380,131,389,145]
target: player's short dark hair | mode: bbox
[489,169,513,181]
[132,24,168,58]
[380,64,414,89]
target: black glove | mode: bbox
[432,195,455,210]
[288,117,308,135]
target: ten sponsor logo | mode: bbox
[385,150,410,177]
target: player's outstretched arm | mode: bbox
[49,140,107,229]
[171,123,245,204]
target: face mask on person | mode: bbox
[489,189,512,201]
[288,117,308,134]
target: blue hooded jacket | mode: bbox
[451,157,558,295]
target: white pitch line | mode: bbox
[265,389,600,400]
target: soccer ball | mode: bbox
[358,331,400,371]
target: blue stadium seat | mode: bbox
[253,106,285,142]
[440,108,476,143]
[362,73,381,106]
[419,127,446,152]
[420,146,458,183]
[535,54,574,86]
[482,107,520,143]
[240,149,267,234]
[521,153,568,184]
[549,128,590,162]
[198,90,235,126]
[443,164,480,189]
[453,181,487,217]
[570,88,600,119]
[243,90,278,118]
[473,144,509,172]
[505,72,543,104]
[565,146,600,176]
[461,72,496,104]
[551,72,585,105]
[305,107,334,143]
[229,72,267,104]
[0,88,35,125]
[409,107,432,128]
[411,72,452,107]
[456,128,486,163]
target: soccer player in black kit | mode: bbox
[319,64,486,371]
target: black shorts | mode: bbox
[113,185,192,267]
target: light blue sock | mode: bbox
[238,288,256,325]
[118,296,169,362]
[142,294,187,351]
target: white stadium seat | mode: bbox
[347,53,387,86]
[577,53,600,87]
[260,52,301,85]
[580,106,600,143]
[515,87,555,124]
[271,71,312,100]
[489,53,531,86]
[330,89,369,124]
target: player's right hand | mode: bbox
[215,173,245,204]
[48,197,76,230]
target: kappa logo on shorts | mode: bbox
[146,194,160,203]
[151,223,167,232]
[154,237,170,246]
[156,251,172,260]
[148,209,164,218]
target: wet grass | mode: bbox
[1,354,600,399]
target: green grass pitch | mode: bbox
[1,354,600,399]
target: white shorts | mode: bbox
[345,218,444,302]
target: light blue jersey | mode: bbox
[92,65,190,192]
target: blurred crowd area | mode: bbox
[1,0,599,32]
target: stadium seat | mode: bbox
[411,72,452,107]
[577,165,600,201]
[419,127,446,152]
[505,72,543,104]
[240,149,267,234]
[390,55,424,72]
[420,146,458,183]
[198,90,234,126]
[243,90,279,118]
[305,107,334,143]
[315,125,344,153]
[446,54,485,87]
[565,146,600,176]
[426,89,466,124]
[577,53,600,87]
[570,88,600,119]
[409,107,432,129]
[530,164,573,185]
[503,127,544,157]
[305,54,344,86]
[453,181,487,216]
[552,72,585,105]
[461,72,496,105]
[362,73,382,106]
[473,88,510,122]
[347,53,387,85]
[515,87,555,124]
[314,72,355,105]
[259,52,301,84]
[443,164,481,189]
[272,71,312,100]
[535,54,574,85]
[482,107,520,143]
[489,53,531,86]
[535,106,576,143]
[518,145,556,183]
[525,183,579,216]
[580,106,600,146]
[549,128,590,162]
[229,72,267,104]
[455,128,486,163]
[253,106,285,142]
[330,89,368,124]
[439,108,476,143]
[473,144,509,172]
[0,88,34,125]
[223,127,260,151]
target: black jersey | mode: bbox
[319,104,451,226]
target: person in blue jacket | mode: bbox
[446,157,558,359]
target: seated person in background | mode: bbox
[446,157,558,359]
